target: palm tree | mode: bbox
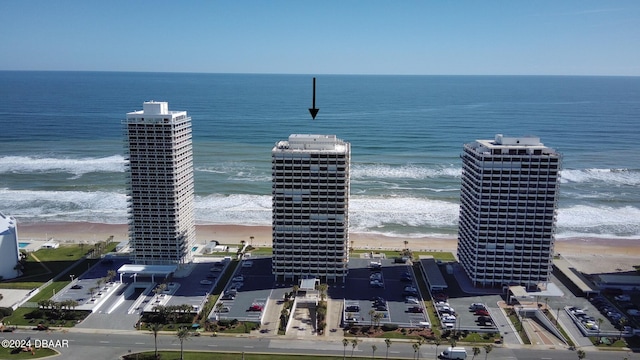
[106,269,117,283]
[149,322,162,359]
[176,327,191,360]
[292,284,299,296]
[373,312,384,328]
[412,342,420,360]
[384,338,392,359]
[368,309,376,329]
[434,338,441,359]
[483,344,493,360]
[215,302,224,313]
[472,346,481,360]
[597,318,604,344]
[371,344,377,359]
[576,349,586,359]
[351,338,359,358]
[343,338,349,360]
[317,283,329,302]
[618,318,628,340]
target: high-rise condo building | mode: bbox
[272,134,350,283]
[457,134,561,289]
[124,101,196,265]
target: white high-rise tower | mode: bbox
[124,101,196,265]
[271,134,350,283]
[457,134,561,289]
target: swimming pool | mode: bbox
[18,242,30,249]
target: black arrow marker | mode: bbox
[308,77,319,120]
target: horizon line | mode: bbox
[1,69,638,78]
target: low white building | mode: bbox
[0,212,21,280]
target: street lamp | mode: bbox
[70,274,75,282]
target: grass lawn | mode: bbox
[0,347,57,359]
[351,249,455,261]
[125,351,405,360]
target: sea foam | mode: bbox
[0,155,125,176]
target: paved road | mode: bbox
[1,328,637,360]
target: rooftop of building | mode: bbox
[126,101,187,120]
[469,134,559,156]
[273,134,349,153]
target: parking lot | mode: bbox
[209,257,274,324]
[342,258,429,328]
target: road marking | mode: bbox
[99,341,110,344]
[135,342,145,345]
[244,346,254,348]
[207,345,218,347]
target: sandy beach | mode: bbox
[17,221,640,275]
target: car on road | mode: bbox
[469,303,485,310]
[474,309,489,316]
[248,305,263,312]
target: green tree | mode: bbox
[576,349,586,359]
[149,322,162,359]
[384,338,392,359]
[176,327,191,360]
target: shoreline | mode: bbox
[16,221,640,275]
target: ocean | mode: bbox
[1,71,639,239]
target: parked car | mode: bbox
[469,303,485,310]
[405,296,419,304]
[346,305,360,312]
[370,280,384,288]
[400,272,413,282]
[370,272,383,281]
[375,304,388,311]
[221,293,235,300]
[71,284,83,290]
[232,275,244,282]
[248,305,263,312]
[408,306,423,313]
[200,279,213,285]
[373,299,387,307]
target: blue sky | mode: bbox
[1,1,639,75]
